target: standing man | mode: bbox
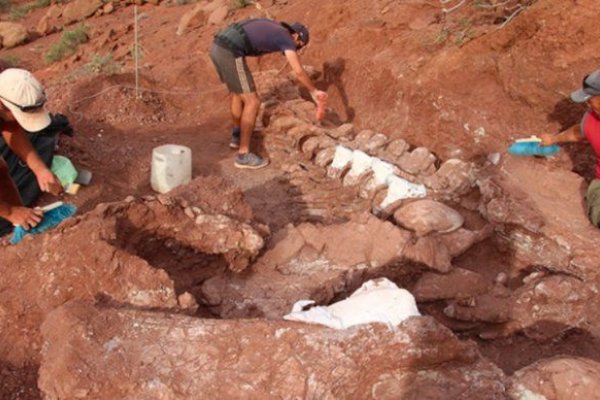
[210,18,327,169]
[0,68,62,236]
[541,69,600,227]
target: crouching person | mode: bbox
[0,68,63,236]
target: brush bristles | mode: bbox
[10,204,77,245]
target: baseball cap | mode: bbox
[571,69,600,103]
[283,22,309,47]
[0,68,51,132]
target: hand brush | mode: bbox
[508,136,560,157]
[10,201,77,245]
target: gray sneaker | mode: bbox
[234,152,270,169]
[229,129,240,149]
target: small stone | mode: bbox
[157,194,172,206]
[487,153,501,165]
[184,207,195,219]
[523,271,545,284]
[178,292,199,312]
[494,272,508,285]
[192,207,203,215]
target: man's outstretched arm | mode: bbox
[1,121,62,195]
[0,157,42,229]
[283,50,327,101]
[540,124,583,146]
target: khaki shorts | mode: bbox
[209,43,255,94]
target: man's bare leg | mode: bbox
[234,92,269,169]
[231,93,242,129]
[229,94,243,149]
[238,92,261,155]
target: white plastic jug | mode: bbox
[150,144,192,193]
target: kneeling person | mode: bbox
[0,68,63,236]
[541,69,600,227]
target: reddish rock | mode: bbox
[202,0,227,13]
[0,195,263,365]
[396,222,489,273]
[314,146,336,167]
[45,4,62,19]
[38,301,507,399]
[351,129,377,149]
[329,123,356,139]
[36,15,54,36]
[103,2,115,14]
[444,287,513,324]
[270,115,305,130]
[509,357,600,400]
[424,158,477,199]
[167,176,254,223]
[300,135,323,159]
[0,22,27,48]
[393,199,464,237]
[477,157,599,279]
[413,268,489,302]
[398,147,437,176]
[498,275,600,340]
[62,0,103,25]
[359,132,389,153]
[403,235,453,272]
[207,5,229,26]
[201,214,413,318]
[176,4,206,36]
[381,138,410,160]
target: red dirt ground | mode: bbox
[1,0,600,398]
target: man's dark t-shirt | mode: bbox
[216,19,297,57]
[240,19,296,56]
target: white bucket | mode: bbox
[150,144,192,193]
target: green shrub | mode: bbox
[8,5,26,20]
[7,0,51,20]
[33,0,51,8]
[433,28,449,45]
[0,0,11,12]
[85,53,121,75]
[44,25,89,64]
[230,0,251,10]
[130,42,145,61]
[0,55,20,67]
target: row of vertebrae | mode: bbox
[262,98,478,215]
[259,98,491,273]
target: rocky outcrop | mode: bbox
[176,4,206,36]
[0,180,264,365]
[201,213,413,318]
[62,0,103,25]
[0,22,27,48]
[480,274,600,340]
[509,357,600,400]
[413,268,489,302]
[478,156,600,279]
[38,301,508,399]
